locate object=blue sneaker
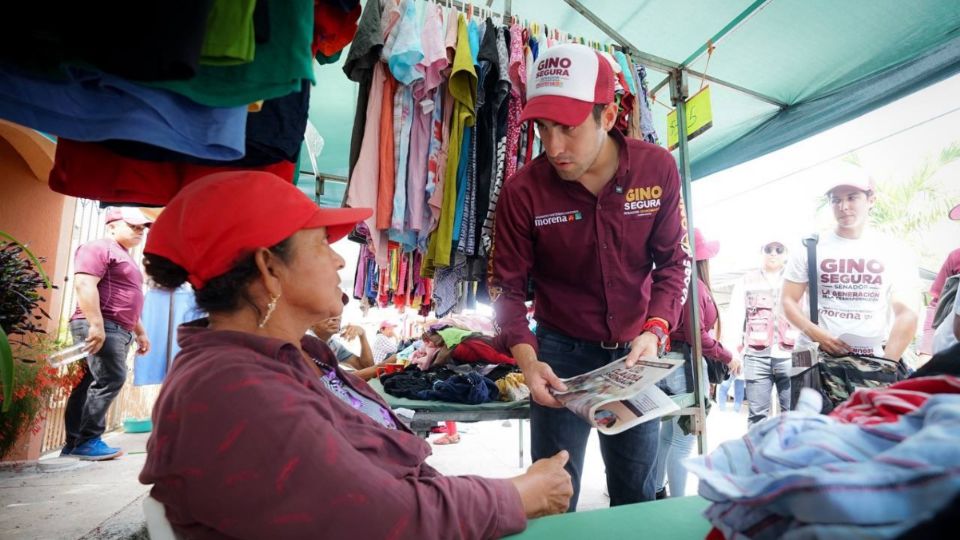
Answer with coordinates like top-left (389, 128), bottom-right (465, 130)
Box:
top-left (59, 445), bottom-right (74, 457)
top-left (72, 438), bottom-right (123, 461)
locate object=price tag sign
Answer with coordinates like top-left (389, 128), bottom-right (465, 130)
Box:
top-left (666, 86), bottom-right (713, 151)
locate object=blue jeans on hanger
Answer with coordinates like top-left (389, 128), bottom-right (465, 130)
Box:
top-left (530, 327), bottom-right (659, 511)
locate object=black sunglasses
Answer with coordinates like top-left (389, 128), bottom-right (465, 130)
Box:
top-left (763, 245), bottom-right (785, 255)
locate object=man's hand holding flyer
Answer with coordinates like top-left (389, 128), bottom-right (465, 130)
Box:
top-left (550, 354), bottom-right (684, 435)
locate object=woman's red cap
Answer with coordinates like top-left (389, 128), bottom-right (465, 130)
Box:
top-left (145, 171), bottom-right (371, 289)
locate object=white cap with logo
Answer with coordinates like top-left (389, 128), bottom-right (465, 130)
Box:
top-left (520, 43), bottom-right (615, 127)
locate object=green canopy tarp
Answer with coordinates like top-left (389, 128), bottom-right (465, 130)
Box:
top-left (303, 0), bottom-right (960, 194)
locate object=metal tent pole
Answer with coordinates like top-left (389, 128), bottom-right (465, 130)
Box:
top-left (669, 70), bottom-right (708, 455)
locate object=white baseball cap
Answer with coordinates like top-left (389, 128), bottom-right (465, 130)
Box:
top-left (823, 163), bottom-right (876, 195)
top-left (520, 43), bottom-right (615, 127)
top-left (105, 207), bottom-right (152, 227)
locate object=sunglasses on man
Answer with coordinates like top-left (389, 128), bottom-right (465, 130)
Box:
top-left (763, 245), bottom-right (785, 255)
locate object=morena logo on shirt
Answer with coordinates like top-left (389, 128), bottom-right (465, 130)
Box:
top-left (623, 185), bottom-right (662, 216)
top-left (819, 258), bottom-right (885, 285)
top-left (534, 210), bottom-right (582, 227)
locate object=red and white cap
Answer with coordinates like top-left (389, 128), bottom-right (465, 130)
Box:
top-left (520, 43), bottom-right (615, 127)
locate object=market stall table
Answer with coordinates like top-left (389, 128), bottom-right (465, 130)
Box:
top-left (367, 377), bottom-right (531, 437)
top-left (506, 495), bottom-right (711, 539)
top-left (369, 378), bottom-right (697, 467)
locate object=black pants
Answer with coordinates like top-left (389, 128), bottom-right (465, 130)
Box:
top-left (65, 319), bottom-right (132, 447)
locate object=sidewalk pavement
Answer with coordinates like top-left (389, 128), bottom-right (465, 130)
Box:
top-left (0, 407), bottom-right (749, 539)
top-left (0, 431), bottom-right (151, 540)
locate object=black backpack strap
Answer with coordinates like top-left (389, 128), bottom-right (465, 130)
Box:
top-left (932, 274), bottom-right (960, 329)
top-left (802, 234), bottom-right (819, 325)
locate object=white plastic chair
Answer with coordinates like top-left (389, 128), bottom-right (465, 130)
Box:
top-left (142, 495), bottom-right (179, 540)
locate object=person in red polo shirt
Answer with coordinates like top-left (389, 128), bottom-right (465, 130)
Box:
top-left (491, 43), bottom-right (692, 510)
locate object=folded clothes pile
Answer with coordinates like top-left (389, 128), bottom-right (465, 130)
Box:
top-left (689, 377), bottom-right (960, 539)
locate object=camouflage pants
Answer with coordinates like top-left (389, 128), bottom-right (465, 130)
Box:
top-left (793, 354), bottom-right (908, 413)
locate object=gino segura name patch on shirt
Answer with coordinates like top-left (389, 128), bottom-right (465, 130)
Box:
top-left (534, 210), bottom-right (582, 227)
top-left (623, 185), bottom-right (663, 217)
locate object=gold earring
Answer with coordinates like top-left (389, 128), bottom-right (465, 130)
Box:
top-left (258, 293), bottom-right (281, 328)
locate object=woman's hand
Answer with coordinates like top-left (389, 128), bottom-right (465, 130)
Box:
top-left (510, 451), bottom-right (573, 518)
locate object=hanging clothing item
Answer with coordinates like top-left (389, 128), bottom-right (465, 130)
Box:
top-left (312, 0), bottom-right (362, 59)
top-left (614, 50), bottom-right (637, 96)
top-left (421, 5), bottom-right (460, 248)
top-left (635, 62), bottom-right (659, 145)
top-left (456, 126), bottom-right (479, 255)
top-left (425, 14), bottom-right (476, 272)
top-left (425, 83), bottom-right (454, 249)
top-left (376, 72), bottom-right (399, 231)
top-left (387, 1), bottom-right (424, 246)
top-left (480, 26), bottom-right (513, 257)
top-left (433, 253), bottom-right (468, 317)
top-left (145, 0), bottom-right (316, 107)
top-left (135, 286), bottom-right (199, 385)
top-left (407, 4), bottom-right (448, 236)
top-left (391, 85), bottom-right (415, 236)
top-left (103, 79), bottom-right (311, 168)
top-left (0, 1), bottom-right (213, 81)
top-left (472, 19), bottom-right (506, 256)
top-left (407, 86), bottom-right (432, 234)
top-left (0, 65), bottom-right (247, 161)
top-left (419, 3), bottom-right (448, 91)
top-left (451, 128), bottom-right (471, 244)
top-left (347, 62), bottom-right (387, 261)
top-left (201, 0), bottom-right (257, 66)
top-left (385, 0), bottom-right (423, 85)
top-left (353, 229), bottom-right (376, 300)
top-left (343, 0), bottom-right (385, 175)
top-left (49, 139), bottom-right (295, 205)
top-left (503, 23), bottom-right (525, 182)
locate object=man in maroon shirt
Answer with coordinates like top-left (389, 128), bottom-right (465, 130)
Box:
top-left (64, 207), bottom-right (152, 460)
top-left (491, 43), bottom-right (691, 510)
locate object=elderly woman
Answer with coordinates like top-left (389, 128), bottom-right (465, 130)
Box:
top-left (138, 172), bottom-right (571, 539)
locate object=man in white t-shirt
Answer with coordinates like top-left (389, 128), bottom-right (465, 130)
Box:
top-left (782, 166), bottom-right (919, 361)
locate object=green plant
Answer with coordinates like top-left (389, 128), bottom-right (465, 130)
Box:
top-left (0, 335), bottom-right (83, 459)
top-left (0, 233), bottom-right (54, 412)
